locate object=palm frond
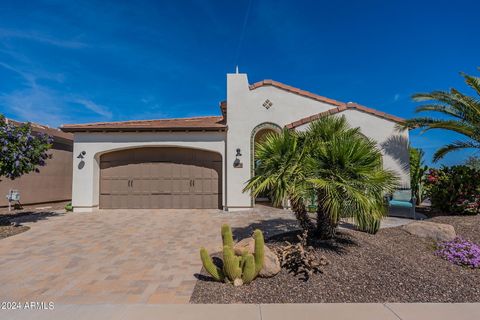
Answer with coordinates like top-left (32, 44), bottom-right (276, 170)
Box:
top-left (433, 140), bottom-right (480, 162)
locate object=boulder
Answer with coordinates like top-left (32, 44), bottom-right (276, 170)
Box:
top-left (233, 237), bottom-right (281, 278)
top-left (403, 221), bottom-right (456, 242)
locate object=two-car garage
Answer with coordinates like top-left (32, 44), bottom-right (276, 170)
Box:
top-left (99, 147), bottom-right (222, 209)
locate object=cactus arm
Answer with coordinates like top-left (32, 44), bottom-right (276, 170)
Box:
top-left (221, 224), bottom-right (234, 248)
top-left (223, 245), bottom-right (242, 281)
top-left (200, 248), bottom-right (225, 282)
top-left (241, 254), bottom-right (256, 284)
top-left (253, 229), bottom-right (265, 275)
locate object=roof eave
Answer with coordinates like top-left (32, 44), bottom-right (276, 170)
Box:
top-left (61, 126), bottom-right (227, 133)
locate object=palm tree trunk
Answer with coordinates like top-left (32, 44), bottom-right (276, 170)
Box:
top-left (315, 194), bottom-right (336, 239)
top-left (290, 198), bottom-right (315, 233)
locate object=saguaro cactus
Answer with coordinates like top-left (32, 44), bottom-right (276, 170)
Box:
top-left (241, 253), bottom-right (256, 284)
top-left (199, 224), bottom-right (266, 286)
top-left (199, 247), bottom-right (225, 282)
top-left (221, 224), bottom-right (234, 248)
top-left (223, 245), bottom-right (242, 281)
top-left (253, 229), bottom-right (265, 275)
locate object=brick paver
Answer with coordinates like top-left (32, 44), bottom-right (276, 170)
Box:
top-left (0, 206), bottom-right (297, 304)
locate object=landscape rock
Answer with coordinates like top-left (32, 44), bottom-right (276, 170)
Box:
top-left (403, 221), bottom-right (456, 242)
top-left (233, 237), bottom-right (281, 277)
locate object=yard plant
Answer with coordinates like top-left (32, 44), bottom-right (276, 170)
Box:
top-left (244, 115), bottom-right (399, 239)
top-left (425, 165), bottom-right (480, 215)
top-left (200, 224), bottom-right (265, 286)
top-left (0, 115), bottom-right (52, 180)
top-left (435, 237), bottom-right (480, 268)
top-left (409, 147), bottom-right (428, 205)
top-left (401, 68), bottom-right (480, 162)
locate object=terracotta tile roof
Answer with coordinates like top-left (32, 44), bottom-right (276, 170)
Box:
top-left (61, 116), bottom-right (226, 132)
top-left (285, 102), bottom-right (405, 129)
top-left (5, 118), bottom-right (73, 142)
top-left (249, 79), bottom-right (404, 127)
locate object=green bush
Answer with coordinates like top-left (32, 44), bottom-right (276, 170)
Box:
top-left (65, 203), bottom-right (73, 212)
top-left (425, 165), bottom-right (480, 215)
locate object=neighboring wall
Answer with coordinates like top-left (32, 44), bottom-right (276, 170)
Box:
top-left (0, 140), bottom-right (73, 207)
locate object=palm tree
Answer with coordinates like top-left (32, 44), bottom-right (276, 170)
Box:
top-left (409, 147), bottom-right (428, 205)
top-left (401, 69), bottom-right (480, 162)
top-left (245, 115), bottom-right (399, 239)
top-left (244, 128), bottom-right (315, 232)
top-left (305, 116), bottom-right (398, 238)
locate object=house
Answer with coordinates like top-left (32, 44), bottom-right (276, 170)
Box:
top-left (61, 72), bottom-right (409, 212)
top-left (0, 119), bottom-right (73, 207)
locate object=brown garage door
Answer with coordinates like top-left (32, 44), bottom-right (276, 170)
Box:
top-left (99, 147), bottom-right (222, 209)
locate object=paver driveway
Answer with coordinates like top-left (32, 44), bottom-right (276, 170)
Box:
top-left (0, 207), bottom-right (297, 304)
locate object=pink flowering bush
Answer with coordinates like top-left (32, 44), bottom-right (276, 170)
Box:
top-left (425, 166), bottom-right (480, 215)
top-left (435, 237), bottom-right (480, 268)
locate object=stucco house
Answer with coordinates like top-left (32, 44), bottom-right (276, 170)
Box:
top-left (61, 72), bottom-right (409, 212)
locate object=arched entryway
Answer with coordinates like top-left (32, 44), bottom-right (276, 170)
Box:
top-left (250, 123), bottom-right (282, 206)
top-left (99, 147), bottom-right (222, 209)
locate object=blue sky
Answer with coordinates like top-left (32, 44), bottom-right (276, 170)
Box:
top-left (0, 0), bottom-right (478, 166)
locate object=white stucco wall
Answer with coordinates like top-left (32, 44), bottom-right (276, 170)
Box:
top-left (226, 73), bottom-right (337, 209)
top-left (225, 73), bottom-right (410, 210)
top-left (69, 72), bottom-right (409, 212)
top-left (71, 131), bottom-right (226, 212)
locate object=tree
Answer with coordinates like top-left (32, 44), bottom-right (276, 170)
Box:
top-left (0, 115), bottom-right (52, 180)
top-left (464, 155), bottom-right (480, 170)
top-left (244, 115), bottom-right (398, 239)
top-left (244, 128), bottom-right (315, 232)
top-left (400, 69), bottom-right (480, 162)
top-left (409, 147), bottom-right (428, 205)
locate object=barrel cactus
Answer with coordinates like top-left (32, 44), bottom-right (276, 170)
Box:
top-left (199, 224), bottom-right (265, 286)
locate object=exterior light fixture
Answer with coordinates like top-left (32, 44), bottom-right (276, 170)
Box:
top-left (77, 151), bottom-right (86, 159)
top-left (233, 148), bottom-right (243, 168)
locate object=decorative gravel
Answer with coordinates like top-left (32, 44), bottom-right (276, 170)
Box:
top-left (0, 225), bottom-right (29, 239)
top-left (190, 215), bottom-right (480, 303)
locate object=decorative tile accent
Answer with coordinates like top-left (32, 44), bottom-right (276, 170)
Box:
top-left (262, 99), bottom-right (273, 109)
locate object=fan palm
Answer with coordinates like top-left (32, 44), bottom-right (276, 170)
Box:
top-left (245, 115), bottom-right (399, 239)
top-left (401, 69), bottom-right (480, 162)
top-left (244, 128), bottom-right (315, 232)
top-left (305, 116), bottom-right (398, 238)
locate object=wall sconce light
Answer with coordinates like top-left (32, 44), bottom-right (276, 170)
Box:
top-left (77, 151), bottom-right (86, 170)
top-left (233, 148), bottom-right (243, 168)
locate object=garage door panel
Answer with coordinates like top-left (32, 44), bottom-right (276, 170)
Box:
top-left (100, 147), bottom-right (222, 209)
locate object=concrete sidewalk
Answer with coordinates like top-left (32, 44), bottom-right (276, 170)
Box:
top-left (1, 303), bottom-right (479, 320)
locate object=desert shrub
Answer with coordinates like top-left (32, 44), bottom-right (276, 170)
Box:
top-left (425, 165), bottom-right (480, 215)
top-left (435, 237), bottom-right (480, 268)
top-left (273, 231), bottom-right (328, 280)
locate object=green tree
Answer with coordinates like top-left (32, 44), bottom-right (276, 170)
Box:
top-left (245, 115), bottom-right (398, 239)
top-left (400, 69), bottom-right (480, 162)
top-left (0, 115), bottom-right (52, 180)
top-left (464, 155), bottom-right (480, 170)
top-left (409, 147), bottom-right (428, 205)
